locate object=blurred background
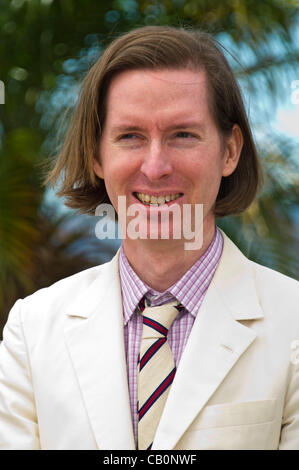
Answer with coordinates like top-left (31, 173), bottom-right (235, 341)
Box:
top-left (0, 0), bottom-right (298, 338)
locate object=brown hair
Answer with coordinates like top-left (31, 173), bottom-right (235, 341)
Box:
top-left (45, 25), bottom-right (262, 217)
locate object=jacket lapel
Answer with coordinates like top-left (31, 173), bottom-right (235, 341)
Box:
top-left (152, 231), bottom-right (264, 450)
top-left (64, 252), bottom-right (135, 450)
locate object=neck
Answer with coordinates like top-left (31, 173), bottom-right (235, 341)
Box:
top-left (122, 221), bottom-right (216, 292)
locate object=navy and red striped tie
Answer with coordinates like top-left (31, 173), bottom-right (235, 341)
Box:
top-left (137, 298), bottom-right (181, 450)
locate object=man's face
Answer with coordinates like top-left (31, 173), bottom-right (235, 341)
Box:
top-left (94, 68), bottom-right (240, 243)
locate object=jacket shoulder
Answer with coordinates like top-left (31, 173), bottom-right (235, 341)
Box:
top-left (23, 264), bottom-right (105, 303)
top-left (250, 260), bottom-right (299, 324)
top-left (11, 253), bottom-right (119, 324)
top-left (251, 259), bottom-right (298, 293)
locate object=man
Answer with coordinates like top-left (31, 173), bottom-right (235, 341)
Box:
top-left (0, 26), bottom-right (298, 450)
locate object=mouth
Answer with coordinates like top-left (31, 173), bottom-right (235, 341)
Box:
top-left (133, 192), bottom-right (183, 206)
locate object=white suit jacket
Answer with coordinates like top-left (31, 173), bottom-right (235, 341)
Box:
top-left (0, 231), bottom-right (298, 450)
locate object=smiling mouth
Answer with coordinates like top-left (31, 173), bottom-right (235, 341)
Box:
top-left (133, 192), bottom-right (183, 206)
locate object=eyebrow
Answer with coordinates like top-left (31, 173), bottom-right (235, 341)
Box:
top-left (111, 121), bottom-right (205, 134)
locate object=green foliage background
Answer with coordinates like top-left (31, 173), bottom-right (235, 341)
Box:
top-left (0, 0), bottom-right (299, 337)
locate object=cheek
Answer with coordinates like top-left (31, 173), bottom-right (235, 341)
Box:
top-left (185, 154), bottom-right (224, 200)
top-left (202, 145), bottom-right (226, 181)
top-left (103, 171), bottom-right (121, 203)
top-left (186, 153), bottom-right (222, 183)
top-left (101, 144), bottom-right (139, 177)
top-left (101, 159), bottom-right (132, 204)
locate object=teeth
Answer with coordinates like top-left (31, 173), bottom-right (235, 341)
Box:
top-left (135, 193), bottom-right (182, 205)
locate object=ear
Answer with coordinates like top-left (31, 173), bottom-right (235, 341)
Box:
top-left (93, 157), bottom-right (104, 180)
top-left (222, 124), bottom-right (243, 177)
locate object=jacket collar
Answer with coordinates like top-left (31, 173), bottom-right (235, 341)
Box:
top-left (213, 229), bottom-right (263, 321)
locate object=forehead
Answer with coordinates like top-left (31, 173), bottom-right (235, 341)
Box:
top-left (108, 67), bottom-right (206, 88)
top-left (104, 68), bottom-right (211, 125)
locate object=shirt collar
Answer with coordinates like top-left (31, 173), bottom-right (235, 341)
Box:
top-left (119, 226), bottom-right (223, 325)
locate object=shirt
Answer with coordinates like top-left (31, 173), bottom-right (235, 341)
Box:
top-left (118, 226), bottom-right (223, 444)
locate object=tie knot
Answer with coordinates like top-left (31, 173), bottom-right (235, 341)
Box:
top-left (140, 300), bottom-right (180, 339)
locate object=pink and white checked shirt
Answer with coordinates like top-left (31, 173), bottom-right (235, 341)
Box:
top-left (118, 226), bottom-right (223, 444)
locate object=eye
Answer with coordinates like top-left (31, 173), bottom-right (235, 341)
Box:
top-left (120, 133), bottom-right (138, 140)
top-left (176, 131), bottom-right (195, 138)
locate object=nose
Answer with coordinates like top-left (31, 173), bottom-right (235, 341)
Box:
top-left (140, 140), bottom-right (173, 182)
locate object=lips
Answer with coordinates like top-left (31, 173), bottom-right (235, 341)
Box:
top-left (133, 192), bottom-right (183, 206)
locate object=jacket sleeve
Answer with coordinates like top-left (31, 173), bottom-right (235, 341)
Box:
top-left (0, 299), bottom-right (40, 449)
top-left (279, 344), bottom-right (299, 449)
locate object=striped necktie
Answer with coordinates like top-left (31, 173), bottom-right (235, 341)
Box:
top-left (137, 298), bottom-right (181, 450)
